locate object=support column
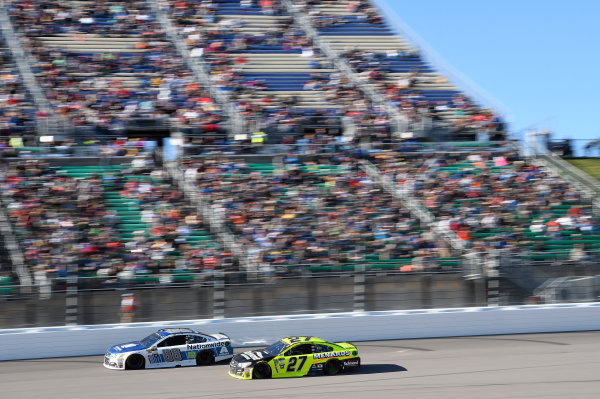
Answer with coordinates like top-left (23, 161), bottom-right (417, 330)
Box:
top-left (65, 262), bottom-right (78, 325)
top-left (213, 267), bottom-right (225, 319)
top-left (354, 264), bottom-right (366, 312)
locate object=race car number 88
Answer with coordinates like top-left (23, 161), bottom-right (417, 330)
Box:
top-left (163, 348), bottom-right (183, 362)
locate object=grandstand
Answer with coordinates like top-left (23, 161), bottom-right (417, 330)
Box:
top-left (0, 0), bottom-right (599, 328)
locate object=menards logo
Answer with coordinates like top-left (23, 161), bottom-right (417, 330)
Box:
top-left (312, 351), bottom-right (350, 359)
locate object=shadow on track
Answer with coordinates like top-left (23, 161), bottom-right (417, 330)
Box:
top-left (353, 364), bottom-right (407, 375)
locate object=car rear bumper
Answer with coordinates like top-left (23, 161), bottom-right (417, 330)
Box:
top-left (342, 357), bottom-right (361, 370)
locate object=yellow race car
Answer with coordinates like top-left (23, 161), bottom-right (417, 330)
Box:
top-left (229, 336), bottom-right (360, 379)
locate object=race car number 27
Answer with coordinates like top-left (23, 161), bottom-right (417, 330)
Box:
top-left (286, 355), bottom-right (307, 372)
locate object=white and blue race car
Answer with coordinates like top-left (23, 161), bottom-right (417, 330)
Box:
top-left (103, 328), bottom-right (233, 370)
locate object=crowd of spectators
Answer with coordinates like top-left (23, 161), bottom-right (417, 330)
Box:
top-left (1, 160), bottom-right (120, 283)
top-left (166, 0), bottom-right (393, 142)
top-left (2, 1), bottom-right (592, 291)
top-left (108, 158), bottom-right (229, 277)
top-left (0, 158), bottom-right (230, 286)
top-left (7, 0), bottom-right (225, 135)
top-left (1, 0), bottom-right (504, 144)
top-left (370, 150), bottom-right (600, 254)
top-left (183, 155), bottom-right (450, 271)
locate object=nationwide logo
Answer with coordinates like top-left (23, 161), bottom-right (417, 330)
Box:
top-left (313, 351), bottom-right (351, 359)
top-left (187, 341), bottom-right (228, 350)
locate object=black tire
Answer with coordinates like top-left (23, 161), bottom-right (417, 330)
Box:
top-left (252, 362), bottom-right (272, 379)
top-left (323, 359), bottom-right (342, 376)
top-left (125, 354), bottom-right (145, 370)
top-left (196, 350), bottom-right (215, 366)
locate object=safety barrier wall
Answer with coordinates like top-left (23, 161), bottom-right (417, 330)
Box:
top-left (1, 303), bottom-right (600, 361)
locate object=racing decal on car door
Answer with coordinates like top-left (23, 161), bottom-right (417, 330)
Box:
top-left (285, 355), bottom-right (309, 373)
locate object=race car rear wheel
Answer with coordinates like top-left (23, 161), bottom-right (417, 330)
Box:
top-left (252, 362), bottom-right (272, 379)
top-left (323, 359), bottom-right (342, 376)
top-left (196, 350), bottom-right (215, 366)
top-left (125, 354), bottom-right (145, 370)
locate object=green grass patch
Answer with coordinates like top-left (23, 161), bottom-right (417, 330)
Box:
top-left (567, 159), bottom-right (600, 181)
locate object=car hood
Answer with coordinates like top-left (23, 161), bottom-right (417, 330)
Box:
top-left (232, 350), bottom-right (274, 365)
top-left (108, 341), bottom-right (147, 354)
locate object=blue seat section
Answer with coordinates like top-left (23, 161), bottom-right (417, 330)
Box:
top-left (207, 0), bottom-right (337, 109)
top-left (318, 23), bottom-right (393, 36)
top-left (229, 49), bottom-right (302, 54)
top-left (242, 73), bottom-right (312, 91)
top-left (316, 14), bottom-right (392, 35)
top-left (265, 109), bottom-right (342, 118)
top-left (383, 58), bottom-right (434, 73)
top-left (417, 90), bottom-right (461, 101)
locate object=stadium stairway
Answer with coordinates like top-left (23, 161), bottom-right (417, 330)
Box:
top-left (303, 0), bottom-right (476, 128)
top-left (0, 45), bottom-right (38, 135)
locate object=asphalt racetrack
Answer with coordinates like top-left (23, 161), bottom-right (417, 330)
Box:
top-left (2, 332), bottom-right (599, 399)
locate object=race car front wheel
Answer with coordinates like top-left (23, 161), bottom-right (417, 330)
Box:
top-left (125, 354), bottom-right (145, 370)
top-left (252, 362), bottom-right (272, 379)
top-left (196, 350), bottom-right (215, 366)
top-left (323, 359), bottom-right (342, 376)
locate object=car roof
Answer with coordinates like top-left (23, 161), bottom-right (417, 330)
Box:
top-left (280, 336), bottom-right (329, 345)
top-left (156, 328), bottom-right (196, 337)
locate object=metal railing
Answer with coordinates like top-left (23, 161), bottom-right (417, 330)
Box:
top-left (147, 0), bottom-right (246, 136)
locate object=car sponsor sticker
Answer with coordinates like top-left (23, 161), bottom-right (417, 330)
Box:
top-left (187, 341), bottom-right (228, 350)
top-left (313, 351), bottom-right (351, 359)
top-left (218, 346), bottom-right (230, 356)
top-left (343, 359), bottom-right (360, 367)
top-left (274, 358), bottom-right (285, 369)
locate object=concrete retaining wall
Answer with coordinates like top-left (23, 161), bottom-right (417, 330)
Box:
top-left (1, 303), bottom-right (599, 361)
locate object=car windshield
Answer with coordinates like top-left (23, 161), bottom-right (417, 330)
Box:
top-left (140, 332), bottom-right (162, 347)
top-left (263, 340), bottom-right (289, 356)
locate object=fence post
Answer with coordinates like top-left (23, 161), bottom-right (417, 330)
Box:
top-left (213, 267), bottom-right (224, 319)
top-left (354, 264), bottom-right (366, 312)
top-left (421, 274), bottom-right (432, 309)
top-left (65, 260), bottom-right (78, 325)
